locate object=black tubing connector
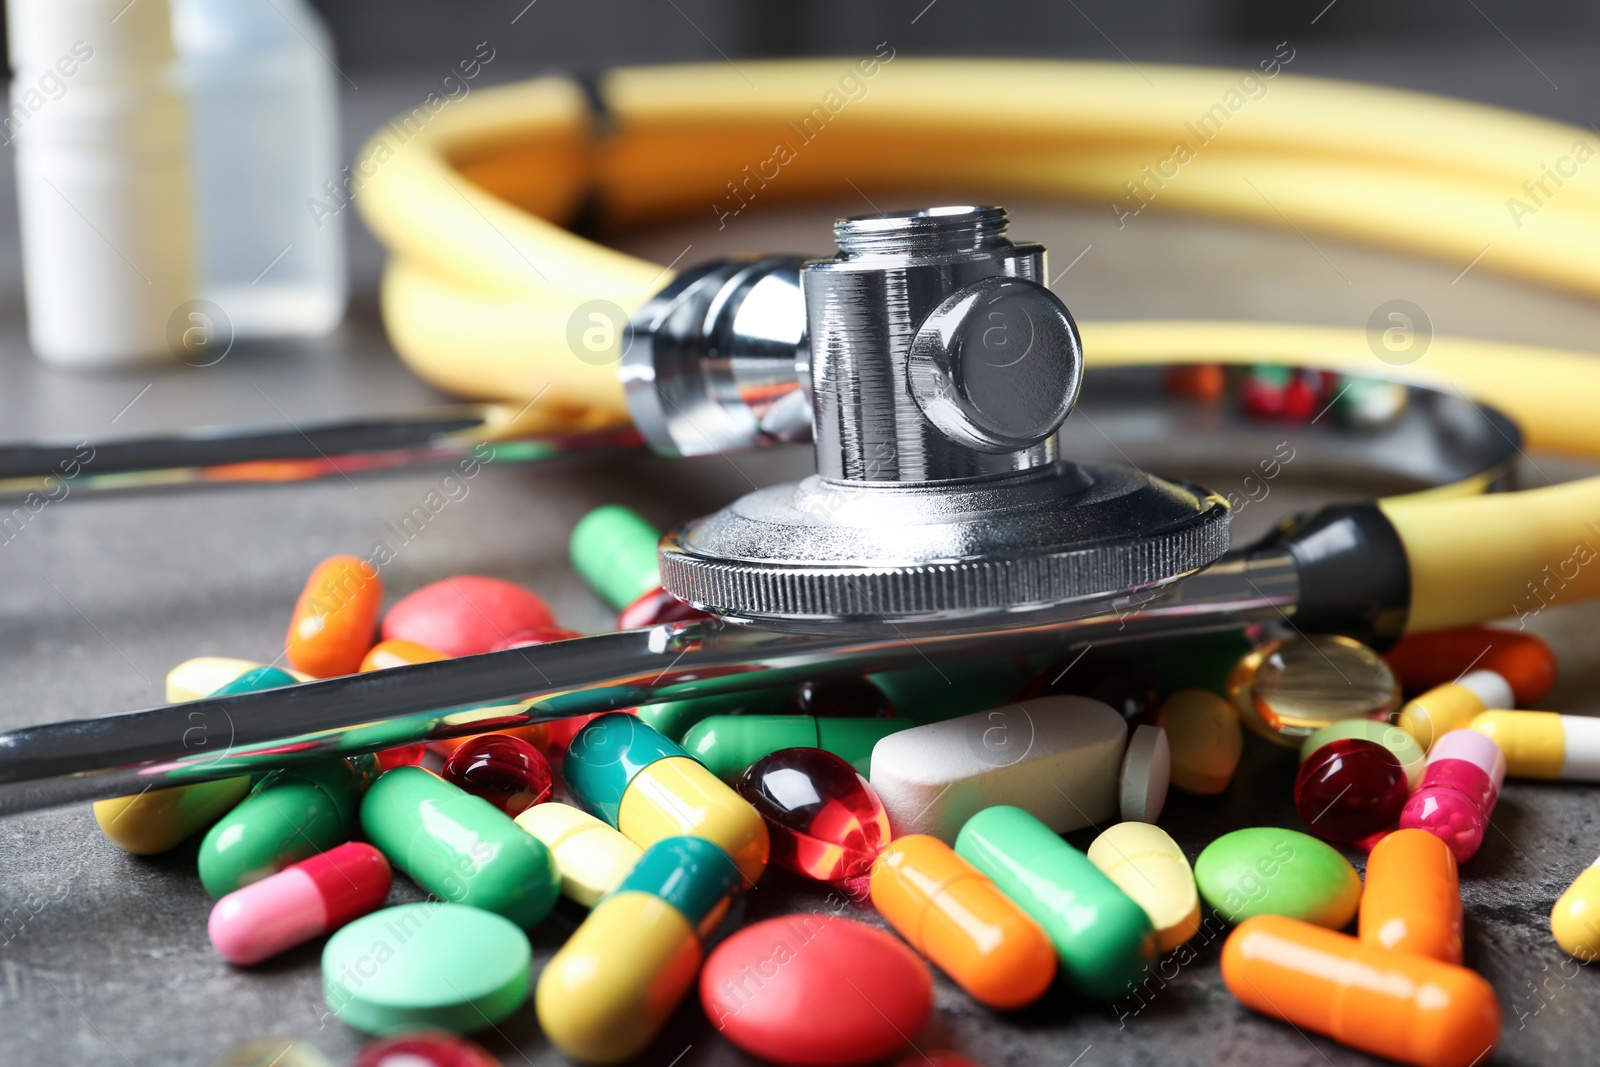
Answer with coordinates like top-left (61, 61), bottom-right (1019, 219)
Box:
top-left (1255, 501), bottom-right (1411, 649)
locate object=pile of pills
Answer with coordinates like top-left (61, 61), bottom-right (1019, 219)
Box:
top-left (91, 503), bottom-right (1599, 1067)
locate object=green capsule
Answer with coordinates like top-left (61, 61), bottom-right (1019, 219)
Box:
top-left (361, 766), bottom-right (559, 929)
top-left (682, 714), bottom-right (911, 781)
top-left (867, 659), bottom-right (1029, 724)
top-left (636, 688), bottom-right (790, 742)
top-left (1136, 629), bottom-right (1255, 698)
top-left (198, 754), bottom-right (379, 898)
top-left (570, 504), bottom-right (663, 611)
top-left (955, 805), bottom-right (1157, 1001)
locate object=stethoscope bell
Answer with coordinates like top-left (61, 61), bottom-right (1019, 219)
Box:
top-left (628, 206), bottom-right (1230, 628)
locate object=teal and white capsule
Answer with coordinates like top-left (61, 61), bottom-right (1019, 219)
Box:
top-left (536, 836), bottom-right (742, 1065)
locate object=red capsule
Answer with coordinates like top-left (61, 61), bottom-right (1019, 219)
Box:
top-left (441, 734), bottom-right (553, 816)
top-left (1282, 373), bottom-right (1318, 421)
top-left (1383, 627), bottom-right (1555, 705)
top-left (737, 748), bottom-right (890, 881)
top-left (617, 586), bottom-right (711, 629)
top-left (354, 1033), bottom-right (502, 1067)
top-left (1294, 738), bottom-right (1409, 843)
top-left (209, 842), bottom-right (391, 965)
top-left (376, 745), bottom-right (427, 771)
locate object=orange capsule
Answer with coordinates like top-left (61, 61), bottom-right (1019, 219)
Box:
top-left (869, 834), bottom-right (1056, 1010)
top-left (285, 555), bottom-right (383, 678)
top-left (1360, 828), bottom-right (1463, 965)
top-left (358, 638), bottom-right (446, 673)
top-left (1222, 915), bottom-right (1499, 1067)
top-left (1384, 627), bottom-right (1555, 706)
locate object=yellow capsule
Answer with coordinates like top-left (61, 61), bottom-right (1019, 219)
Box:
top-left (1086, 822), bottom-right (1202, 951)
top-left (1552, 858), bottom-right (1600, 962)
top-left (619, 756), bottom-right (769, 886)
top-left (165, 656), bottom-right (310, 702)
top-left (536, 837), bottom-right (739, 1064)
top-left (98, 661), bottom-right (299, 853)
top-left (93, 777), bottom-right (252, 855)
top-left (515, 802), bottom-right (643, 907)
top-left (1397, 670), bottom-right (1512, 751)
top-left (1470, 710), bottom-right (1600, 780)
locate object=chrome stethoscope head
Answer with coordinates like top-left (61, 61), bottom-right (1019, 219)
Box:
top-left (624, 205), bottom-right (1229, 628)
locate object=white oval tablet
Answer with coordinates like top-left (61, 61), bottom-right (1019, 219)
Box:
top-left (1120, 724), bottom-right (1171, 823)
top-left (869, 695), bottom-right (1126, 842)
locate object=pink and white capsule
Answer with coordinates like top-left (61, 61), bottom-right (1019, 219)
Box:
top-left (209, 841), bottom-right (391, 964)
top-left (1398, 729), bottom-right (1506, 864)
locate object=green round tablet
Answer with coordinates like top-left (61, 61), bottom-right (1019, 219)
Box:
top-left (1194, 827), bottom-right (1361, 929)
top-left (322, 903), bottom-right (531, 1034)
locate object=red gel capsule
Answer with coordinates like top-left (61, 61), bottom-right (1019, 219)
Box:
top-left (208, 842), bottom-right (391, 965)
top-left (441, 734), bottom-right (554, 817)
top-left (354, 1032), bottom-right (502, 1067)
top-left (737, 747), bottom-right (890, 881)
top-left (1294, 738), bottom-right (1409, 843)
top-left (790, 677), bottom-right (891, 719)
top-left (617, 586), bottom-right (710, 629)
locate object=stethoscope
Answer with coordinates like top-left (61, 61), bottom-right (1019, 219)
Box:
top-left (1, 57), bottom-right (1598, 813)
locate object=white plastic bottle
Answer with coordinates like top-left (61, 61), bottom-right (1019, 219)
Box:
top-left (7, 0), bottom-right (197, 367)
top-left (172, 0), bottom-right (347, 338)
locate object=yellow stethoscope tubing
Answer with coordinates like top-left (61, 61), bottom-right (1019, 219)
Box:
top-left (354, 59), bottom-right (1600, 634)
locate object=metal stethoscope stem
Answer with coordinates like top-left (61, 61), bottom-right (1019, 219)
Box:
top-left (0, 205), bottom-right (1523, 814)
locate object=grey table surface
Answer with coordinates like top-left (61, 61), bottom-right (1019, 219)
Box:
top-left (3, 41), bottom-right (1600, 1067)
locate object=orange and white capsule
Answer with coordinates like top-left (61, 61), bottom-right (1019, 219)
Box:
top-left (870, 834), bottom-right (1055, 1010)
top-left (1359, 828), bottom-right (1462, 965)
top-left (1223, 915), bottom-right (1499, 1067)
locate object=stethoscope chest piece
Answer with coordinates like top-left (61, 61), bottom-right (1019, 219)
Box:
top-left (642, 206), bottom-right (1231, 627)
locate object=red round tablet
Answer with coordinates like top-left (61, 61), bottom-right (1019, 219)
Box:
top-left (381, 575), bottom-right (555, 657)
top-left (701, 915), bottom-right (931, 1066)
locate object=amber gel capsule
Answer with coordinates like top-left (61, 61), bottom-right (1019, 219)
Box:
top-left (1222, 915), bottom-right (1500, 1067)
